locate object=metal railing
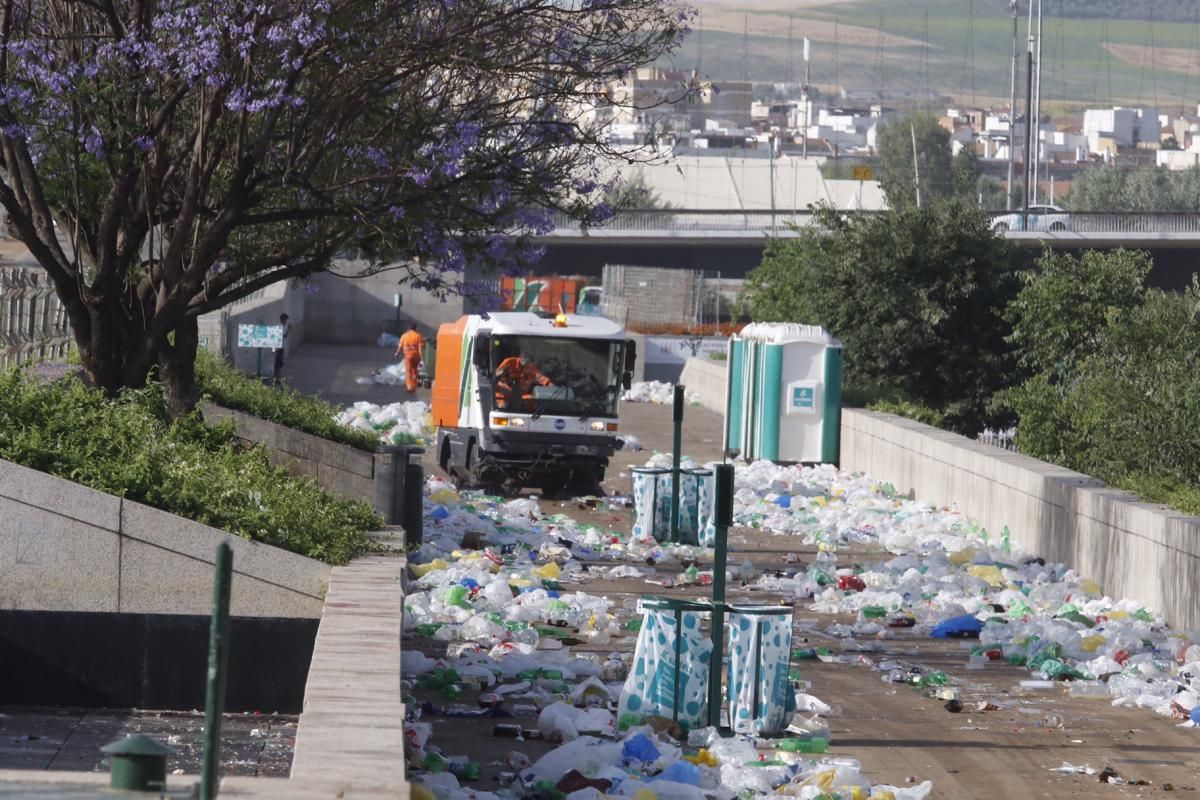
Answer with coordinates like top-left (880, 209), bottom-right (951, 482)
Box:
top-left (977, 428), bottom-right (1018, 452)
top-left (546, 209), bottom-right (1200, 236)
top-left (0, 266), bottom-right (72, 369)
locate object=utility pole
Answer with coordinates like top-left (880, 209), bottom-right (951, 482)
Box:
top-left (911, 121), bottom-right (922, 209)
top-left (801, 37), bottom-right (811, 159)
top-left (769, 133), bottom-right (776, 232)
top-left (1022, 0), bottom-right (1035, 224)
top-left (1032, 0), bottom-right (1043, 205)
top-left (1007, 1), bottom-right (1018, 211)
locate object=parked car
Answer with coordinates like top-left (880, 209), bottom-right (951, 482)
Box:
top-left (991, 204), bottom-right (1072, 232)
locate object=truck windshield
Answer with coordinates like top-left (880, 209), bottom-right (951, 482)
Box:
top-left (490, 335), bottom-right (623, 417)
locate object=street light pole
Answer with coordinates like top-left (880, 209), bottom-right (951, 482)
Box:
top-left (1006, 1), bottom-right (1018, 211)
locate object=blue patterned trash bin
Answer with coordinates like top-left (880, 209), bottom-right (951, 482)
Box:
top-left (632, 467), bottom-right (672, 541)
top-left (686, 468), bottom-right (716, 547)
top-left (617, 597), bottom-right (712, 730)
top-left (674, 469), bottom-right (701, 545)
top-left (726, 605), bottom-right (794, 735)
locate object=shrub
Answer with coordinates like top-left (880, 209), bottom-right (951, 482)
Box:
top-left (865, 398), bottom-right (947, 429)
top-left (195, 350), bottom-right (380, 451)
top-left (0, 371), bottom-right (380, 564)
top-left (1003, 283), bottom-right (1200, 497)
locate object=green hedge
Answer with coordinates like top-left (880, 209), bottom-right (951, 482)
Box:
top-left (843, 383), bottom-right (948, 429)
top-left (195, 350), bottom-right (381, 451)
top-left (0, 370), bottom-right (380, 565)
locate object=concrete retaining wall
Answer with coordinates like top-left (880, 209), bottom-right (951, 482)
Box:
top-left (677, 356), bottom-right (1200, 632)
top-left (0, 458), bottom-right (329, 618)
top-left (203, 402), bottom-right (377, 505)
top-left (679, 355), bottom-right (727, 415)
top-left (843, 409), bottom-right (1200, 633)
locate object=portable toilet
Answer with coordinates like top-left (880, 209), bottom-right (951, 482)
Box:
top-left (723, 323), bottom-right (843, 465)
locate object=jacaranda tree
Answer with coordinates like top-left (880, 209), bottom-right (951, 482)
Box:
top-left (0, 0), bottom-right (692, 413)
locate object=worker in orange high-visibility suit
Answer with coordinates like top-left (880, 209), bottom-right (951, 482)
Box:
top-left (494, 354), bottom-right (552, 411)
top-left (395, 323), bottom-right (424, 394)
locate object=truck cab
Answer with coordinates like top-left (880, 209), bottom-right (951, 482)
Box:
top-left (432, 312), bottom-right (635, 497)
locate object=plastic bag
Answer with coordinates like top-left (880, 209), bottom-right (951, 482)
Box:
top-left (618, 601), bottom-right (712, 729)
top-left (727, 606), bottom-right (793, 735)
top-left (632, 468), bottom-right (673, 542)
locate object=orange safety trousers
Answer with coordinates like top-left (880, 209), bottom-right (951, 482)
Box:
top-left (404, 354), bottom-right (421, 392)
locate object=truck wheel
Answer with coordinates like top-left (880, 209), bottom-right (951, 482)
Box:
top-left (448, 441), bottom-right (476, 490)
top-left (567, 468), bottom-right (604, 498)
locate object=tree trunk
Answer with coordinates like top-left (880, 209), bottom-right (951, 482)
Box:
top-left (77, 303), bottom-right (140, 396)
top-left (158, 316), bottom-right (201, 418)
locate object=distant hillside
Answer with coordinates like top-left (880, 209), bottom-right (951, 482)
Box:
top-left (1017, 0), bottom-right (1197, 24)
top-left (665, 0), bottom-right (1200, 108)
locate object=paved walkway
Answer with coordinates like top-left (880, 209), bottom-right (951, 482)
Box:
top-left (0, 770), bottom-right (397, 798)
top-left (0, 552), bottom-right (409, 797)
top-left (282, 342), bottom-right (430, 410)
top-left (291, 554), bottom-right (408, 795)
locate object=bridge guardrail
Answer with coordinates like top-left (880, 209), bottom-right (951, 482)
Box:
top-left (546, 209), bottom-right (1200, 236)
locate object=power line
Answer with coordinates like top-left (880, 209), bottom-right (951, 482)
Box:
top-left (741, 13), bottom-right (749, 83)
top-left (1055, 0), bottom-right (1066, 107)
top-left (960, 0), bottom-right (976, 106)
top-left (876, 11), bottom-right (885, 101)
top-left (1189, 6), bottom-right (1200, 115)
top-left (1135, 14), bottom-right (1150, 106)
top-left (921, 3), bottom-right (931, 107)
top-left (1104, 20), bottom-right (1112, 107)
top-left (1149, 4), bottom-right (1158, 111)
top-left (833, 16), bottom-right (840, 97)
top-left (787, 15), bottom-right (795, 86)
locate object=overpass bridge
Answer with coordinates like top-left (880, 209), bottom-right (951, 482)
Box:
top-left (536, 209), bottom-right (1200, 288)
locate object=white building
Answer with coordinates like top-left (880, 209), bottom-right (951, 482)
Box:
top-left (979, 113), bottom-right (1025, 160)
top-left (607, 154), bottom-right (887, 211)
top-left (1083, 107), bottom-right (1159, 154)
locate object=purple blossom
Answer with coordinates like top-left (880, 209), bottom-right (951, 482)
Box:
top-left (81, 126), bottom-right (105, 157)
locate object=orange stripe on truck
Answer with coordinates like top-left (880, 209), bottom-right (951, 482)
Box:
top-left (432, 316), bottom-right (468, 427)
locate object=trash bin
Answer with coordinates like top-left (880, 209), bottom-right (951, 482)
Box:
top-left (403, 459), bottom-right (424, 547)
top-left (617, 597), bottom-right (712, 730)
top-left (682, 467), bottom-right (715, 547)
top-left (375, 445), bottom-right (425, 546)
top-left (631, 467), bottom-right (672, 542)
top-left (724, 323), bottom-right (843, 465)
top-left (726, 605), bottom-right (794, 735)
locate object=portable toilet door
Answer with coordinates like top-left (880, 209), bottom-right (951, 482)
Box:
top-left (723, 323), bottom-right (843, 465)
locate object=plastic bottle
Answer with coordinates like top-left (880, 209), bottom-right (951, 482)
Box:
top-left (922, 671), bottom-right (949, 686)
top-left (445, 585), bottom-right (471, 609)
top-left (448, 761), bottom-right (481, 781)
top-left (774, 737), bottom-right (829, 753)
top-left (422, 752), bottom-right (448, 772)
top-left (493, 724), bottom-right (523, 738)
top-left (1068, 681), bottom-right (1110, 698)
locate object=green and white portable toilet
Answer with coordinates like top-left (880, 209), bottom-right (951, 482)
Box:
top-left (723, 323), bottom-right (843, 465)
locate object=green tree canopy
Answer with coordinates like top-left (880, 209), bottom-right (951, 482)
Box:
top-left (875, 112), bottom-right (953, 208)
top-left (1066, 166), bottom-right (1200, 212)
top-left (1003, 279), bottom-right (1200, 491)
top-left (952, 149), bottom-right (983, 202)
top-left (742, 201), bottom-right (1022, 434)
top-left (1004, 248), bottom-right (1152, 377)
